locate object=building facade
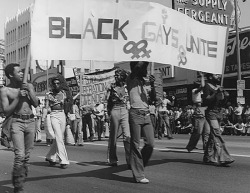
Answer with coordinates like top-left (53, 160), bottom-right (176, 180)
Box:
top-left (0, 39), bottom-right (5, 87)
top-left (5, 8), bottom-right (30, 71)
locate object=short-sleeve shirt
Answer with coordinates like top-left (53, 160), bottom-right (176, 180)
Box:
top-left (46, 90), bottom-right (66, 107)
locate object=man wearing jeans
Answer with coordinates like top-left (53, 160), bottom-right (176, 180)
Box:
top-left (0, 63), bottom-right (38, 193)
top-left (127, 61), bottom-right (156, 184)
top-left (186, 72), bottom-right (210, 152)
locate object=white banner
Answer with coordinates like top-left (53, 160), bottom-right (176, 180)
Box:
top-left (31, 0), bottom-right (228, 74)
top-left (80, 69), bottom-right (115, 106)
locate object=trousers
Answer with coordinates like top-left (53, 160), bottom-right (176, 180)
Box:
top-left (203, 110), bottom-right (234, 164)
top-left (158, 111), bottom-right (173, 138)
top-left (108, 106), bottom-right (130, 165)
top-left (129, 108), bottom-right (154, 182)
top-left (73, 118), bottom-right (83, 145)
top-left (35, 117), bottom-right (42, 141)
top-left (46, 111), bottom-right (69, 165)
top-left (186, 117), bottom-right (210, 151)
top-left (11, 117), bottom-right (35, 190)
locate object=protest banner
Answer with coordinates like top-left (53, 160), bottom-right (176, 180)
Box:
top-left (80, 68), bottom-right (115, 106)
top-left (31, 0), bottom-right (228, 74)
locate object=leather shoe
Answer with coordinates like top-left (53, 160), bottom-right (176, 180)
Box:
top-left (108, 162), bottom-right (118, 167)
top-left (45, 158), bottom-right (56, 166)
top-left (60, 164), bottom-right (68, 169)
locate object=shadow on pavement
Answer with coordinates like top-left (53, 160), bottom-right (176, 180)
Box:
top-left (0, 157), bottom-right (203, 191)
top-left (0, 184), bottom-right (13, 193)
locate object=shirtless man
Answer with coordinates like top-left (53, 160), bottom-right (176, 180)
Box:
top-left (0, 63), bottom-right (38, 193)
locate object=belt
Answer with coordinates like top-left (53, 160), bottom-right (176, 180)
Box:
top-left (13, 113), bottom-right (34, 120)
top-left (131, 108), bottom-right (150, 115)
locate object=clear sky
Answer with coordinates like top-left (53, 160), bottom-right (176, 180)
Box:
top-left (0, 0), bottom-right (249, 39)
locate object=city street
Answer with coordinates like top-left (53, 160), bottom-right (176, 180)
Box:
top-left (0, 133), bottom-right (249, 193)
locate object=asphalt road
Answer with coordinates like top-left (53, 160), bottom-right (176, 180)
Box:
top-left (0, 134), bottom-right (249, 193)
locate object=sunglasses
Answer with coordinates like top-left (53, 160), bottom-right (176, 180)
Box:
top-left (53, 82), bottom-right (60, 85)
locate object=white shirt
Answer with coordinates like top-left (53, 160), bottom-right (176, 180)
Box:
top-left (234, 105), bottom-right (243, 115)
top-left (192, 88), bottom-right (202, 103)
top-left (94, 103), bottom-right (105, 116)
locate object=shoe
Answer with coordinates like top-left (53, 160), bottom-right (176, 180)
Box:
top-left (45, 158), bottom-right (56, 166)
top-left (108, 162), bottom-right (118, 167)
top-left (60, 164), bottom-right (68, 169)
top-left (219, 160), bottom-right (235, 167)
top-left (167, 136), bottom-right (174, 140)
top-left (78, 144), bottom-right (84, 146)
top-left (14, 187), bottom-right (24, 193)
top-left (158, 136), bottom-right (162, 140)
top-left (137, 178), bottom-right (149, 184)
top-left (36, 139), bottom-right (42, 143)
top-left (203, 161), bottom-right (217, 166)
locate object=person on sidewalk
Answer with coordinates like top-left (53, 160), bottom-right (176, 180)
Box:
top-left (106, 68), bottom-right (130, 167)
top-left (93, 100), bottom-right (105, 141)
top-left (42, 77), bottom-right (70, 169)
top-left (72, 99), bottom-right (84, 146)
top-left (157, 92), bottom-right (175, 139)
top-left (186, 72), bottom-right (210, 152)
top-left (34, 99), bottom-right (43, 143)
top-left (202, 73), bottom-right (234, 166)
top-left (0, 63), bottom-right (38, 193)
top-left (127, 61), bottom-right (156, 184)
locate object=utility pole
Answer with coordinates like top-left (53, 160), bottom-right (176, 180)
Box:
top-left (235, 0), bottom-right (247, 105)
top-left (234, 0), bottom-right (241, 81)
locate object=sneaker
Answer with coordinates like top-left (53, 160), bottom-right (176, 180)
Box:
top-left (60, 164), bottom-right (68, 169)
top-left (137, 178), bottom-right (149, 184)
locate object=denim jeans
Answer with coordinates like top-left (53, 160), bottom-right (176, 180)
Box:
top-left (186, 117), bottom-right (210, 151)
top-left (129, 108), bottom-right (154, 181)
top-left (11, 117), bottom-right (35, 183)
top-left (108, 105), bottom-right (130, 165)
top-left (203, 112), bottom-right (234, 164)
top-left (35, 117), bottom-right (42, 141)
top-left (46, 111), bottom-right (69, 165)
top-left (158, 111), bottom-right (172, 137)
top-left (73, 118), bottom-right (83, 144)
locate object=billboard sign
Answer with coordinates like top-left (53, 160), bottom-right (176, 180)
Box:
top-left (225, 29), bottom-right (250, 74)
top-left (173, 0), bottom-right (234, 27)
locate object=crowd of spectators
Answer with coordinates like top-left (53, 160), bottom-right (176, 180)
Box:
top-left (153, 101), bottom-right (250, 137)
